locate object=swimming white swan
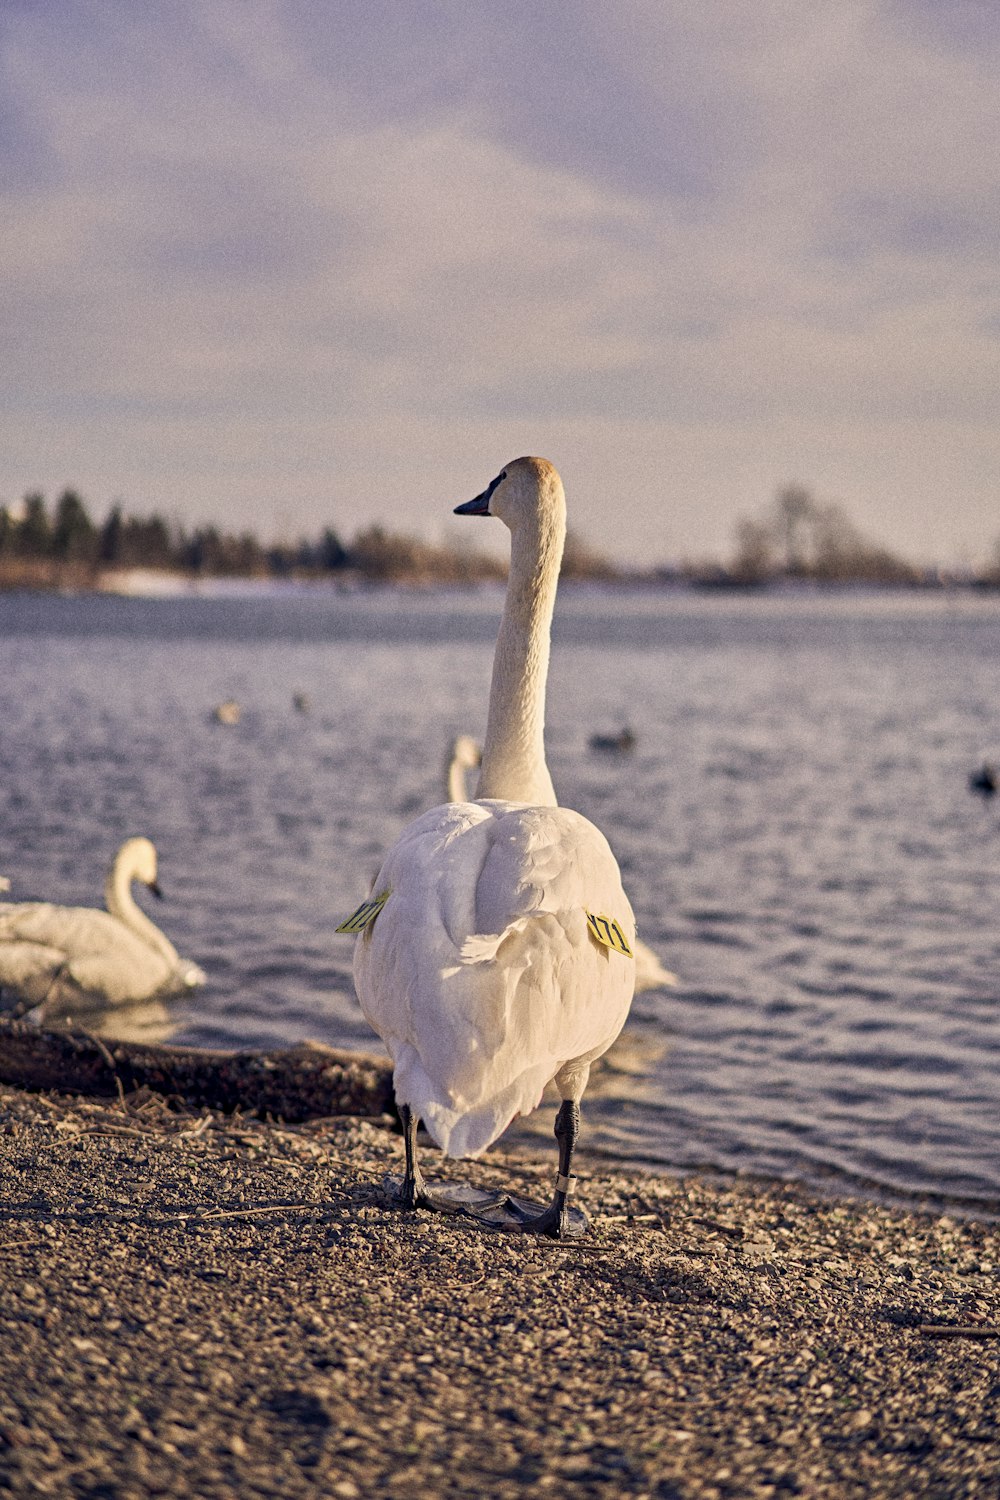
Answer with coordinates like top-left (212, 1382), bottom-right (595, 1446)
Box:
top-left (344, 458), bottom-right (636, 1238)
top-left (0, 837), bottom-right (206, 1012)
top-left (632, 941), bottom-right (677, 992)
top-left (444, 734), bottom-right (483, 803)
top-left (444, 733), bottom-right (676, 992)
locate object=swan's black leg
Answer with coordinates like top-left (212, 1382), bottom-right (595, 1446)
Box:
top-left (392, 1102), bottom-right (585, 1235)
top-left (519, 1099), bottom-right (580, 1239)
top-left (398, 1103), bottom-right (431, 1211)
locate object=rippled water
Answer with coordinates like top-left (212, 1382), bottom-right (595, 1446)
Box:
top-left (1, 586), bottom-right (998, 1217)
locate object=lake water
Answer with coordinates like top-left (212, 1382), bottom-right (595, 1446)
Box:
top-left (1, 584), bottom-right (998, 1218)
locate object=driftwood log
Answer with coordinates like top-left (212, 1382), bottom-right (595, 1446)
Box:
top-left (0, 1017), bottom-right (394, 1123)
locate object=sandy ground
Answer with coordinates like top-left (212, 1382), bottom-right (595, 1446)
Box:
top-left (1, 1083), bottom-right (997, 1500)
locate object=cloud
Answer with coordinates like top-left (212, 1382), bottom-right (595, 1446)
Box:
top-left (1, 0), bottom-right (998, 565)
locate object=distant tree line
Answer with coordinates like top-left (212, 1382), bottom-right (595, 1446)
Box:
top-left (0, 489), bottom-right (519, 587)
top-left (2, 483), bottom-right (997, 591)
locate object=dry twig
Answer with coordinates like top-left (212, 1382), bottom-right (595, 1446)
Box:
top-left (918, 1325), bottom-right (1000, 1339)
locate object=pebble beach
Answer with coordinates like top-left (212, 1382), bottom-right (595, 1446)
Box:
top-left (1, 1083), bottom-right (997, 1499)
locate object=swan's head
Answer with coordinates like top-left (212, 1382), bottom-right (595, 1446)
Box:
top-left (455, 456), bottom-right (565, 536)
top-left (115, 836), bottom-right (162, 895)
top-left (450, 734), bottom-right (482, 770)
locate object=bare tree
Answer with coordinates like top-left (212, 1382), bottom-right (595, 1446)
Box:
top-left (775, 484), bottom-right (814, 574)
top-left (730, 517), bottom-right (777, 584)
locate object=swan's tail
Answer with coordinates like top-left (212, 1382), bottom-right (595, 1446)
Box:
top-left (392, 1046), bottom-right (550, 1159)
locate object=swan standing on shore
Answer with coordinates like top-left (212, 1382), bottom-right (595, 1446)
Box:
top-left (0, 837), bottom-right (206, 1012)
top-left (445, 734), bottom-right (676, 993)
top-left (344, 459), bottom-right (636, 1238)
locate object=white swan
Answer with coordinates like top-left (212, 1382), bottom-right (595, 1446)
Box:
top-left (630, 938), bottom-right (677, 993)
top-left (0, 837), bottom-right (206, 1012)
top-left (444, 734), bottom-right (676, 992)
top-left (444, 734), bottom-right (482, 803)
top-left (345, 458), bottom-right (636, 1237)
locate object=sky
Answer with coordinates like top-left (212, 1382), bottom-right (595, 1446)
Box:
top-left (2, 0), bottom-right (998, 567)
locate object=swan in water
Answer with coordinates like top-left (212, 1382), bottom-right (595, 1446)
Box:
top-left (213, 700), bottom-right (241, 725)
top-left (445, 734), bottom-right (676, 992)
top-left (444, 734), bottom-right (482, 803)
top-left (630, 940), bottom-right (677, 992)
top-left (342, 458), bottom-right (637, 1238)
top-left (0, 837), bottom-right (206, 1012)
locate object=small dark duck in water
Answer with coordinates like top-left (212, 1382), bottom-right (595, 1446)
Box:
top-left (969, 762), bottom-right (997, 795)
top-left (589, 726), bottom-right (637, 754)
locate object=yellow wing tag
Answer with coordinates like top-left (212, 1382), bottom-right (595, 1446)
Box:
top-left (585, 912), bottom-right (633, 957)
top-left (336, 888), bottom-right (391, 934)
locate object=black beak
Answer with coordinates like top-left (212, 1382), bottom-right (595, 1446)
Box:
top-left (454, 491), bottom-right (492, 517)
top-left (149, 881), bottom-right (164, 901)
top-left (454, 468), bottom-right (506, 517)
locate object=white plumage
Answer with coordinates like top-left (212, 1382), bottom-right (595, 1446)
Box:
top-left (349, 457), bottom-right (636, 1235)
top-left (0, 836), bottom-right (206, 1011)
top-left (354, 799), bottom-right (635, 1159)
top-left (444, 733), bottom-right (676, 994)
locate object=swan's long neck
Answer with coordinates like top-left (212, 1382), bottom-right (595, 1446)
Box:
top-left (105, 861), bottom-right (180, 964)
top-left (476, 504), bottom-right (563, 807)
top-left (447, 749), bottom-right (473, 803)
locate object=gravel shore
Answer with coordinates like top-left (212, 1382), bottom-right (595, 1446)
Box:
top-left (1, 1084), bottom-right (997, 1499)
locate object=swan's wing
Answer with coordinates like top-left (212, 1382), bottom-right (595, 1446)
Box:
top-left (352, 801), bottom-right (636, 1157)
top-left (0, 902), bottom-right (174, 1005)
top-left (470, 802), bottom-right (634, 934)
top-left (0, 902), bottom-right (129, 955)
top-left (0, 936), bottom-right (150, 1009)
top-left (461, 801), bottom-right (637, 1070)
top-left (65, 950), bottom-right (176, 1005)
top-left (351, 802), bottom-right (490, 1045)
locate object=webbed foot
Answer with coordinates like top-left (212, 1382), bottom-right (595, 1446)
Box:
top-left (511, 1201), bottom-right (572, 1239)
top-left (503, 1192), bottom-right (589, 1240)
top-left (397, 1173), bottom-right (432, 1212)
